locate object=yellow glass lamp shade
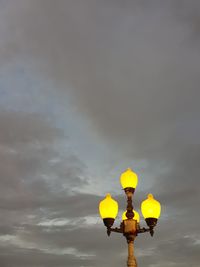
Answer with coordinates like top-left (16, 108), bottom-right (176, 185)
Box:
top-left (120, 168), bottom-right (138, 189)
top-left (99, 193), bottom-right (118, 220)
top-left (122, 210), bottom-right (140, 223)
top-left (141, 194), bottom-right (161, 219)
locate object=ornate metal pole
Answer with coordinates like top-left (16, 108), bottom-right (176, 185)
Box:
top-left (127, 241), bottom-right (137, 267)
top-left (124, 188), bottom-right (137, 267)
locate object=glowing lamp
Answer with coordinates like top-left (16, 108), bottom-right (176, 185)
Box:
top-left (120, 168), bottom-right (138, 190)
top-left (99, 194), bottom-right (118, 228)
top-left (141, 194), bottom-right (161, 229)
top-left (122, 210), bottom-right (140, 223)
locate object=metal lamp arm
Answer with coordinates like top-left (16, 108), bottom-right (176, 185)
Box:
top-left (137, 226), bottom-right (154, 236)
top-left (107, 223), bottom-right (123, 236)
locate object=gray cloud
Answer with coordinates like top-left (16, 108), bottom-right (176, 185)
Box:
top-left (1, 0), bottom-right (200, 157)
top-left (0, 245), bottom-right (95, 267)
top-left (0, 110), bottom-right (107, 267)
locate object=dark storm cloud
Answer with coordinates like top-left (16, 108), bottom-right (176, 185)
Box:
top-left (1, 0), bottom-right (199, 157)
top-left (0, 111), bottom-right (88, 205)
top-left (137, 237), bottom-right (200, 267)
top-left (0, 245), bottom-right (95, 267)
top-left (0, 1), bottom-right (200, 267)
top-left (0, 111), bottom-right (102, 266)
top-left (0, 218), bottom-right (198, 267)
top-left (0, 112), bottom-right (63, 145)
top-left (0, 111), bottom-right (95, 262)
top-left (153, 144), bottom-right (200, 206)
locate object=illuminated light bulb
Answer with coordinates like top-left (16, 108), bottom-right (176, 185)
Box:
top-left (141, 194), bottom-right (161, 219)
top-left (99, 193), bottom-right (118, 219)
top-left (122, 210), bottom-right (140, 222)
top-left (120, 168), bottom-right (138, 189)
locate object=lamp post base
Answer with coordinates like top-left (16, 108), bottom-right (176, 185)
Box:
top-left (127, 241), bottom-right (137, 267)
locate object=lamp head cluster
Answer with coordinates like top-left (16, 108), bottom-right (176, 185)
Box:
top-left (99, 168), bottom-right (161, 237)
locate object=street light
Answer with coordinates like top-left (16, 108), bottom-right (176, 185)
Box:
top-left (99, 168), bottom-right (161, 267)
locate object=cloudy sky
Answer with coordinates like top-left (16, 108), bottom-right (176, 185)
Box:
top-left (0, 0), bottom-right (200, 266)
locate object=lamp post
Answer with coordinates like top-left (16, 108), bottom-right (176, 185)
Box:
top-left (99, 168), bottom-right (161, 267)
